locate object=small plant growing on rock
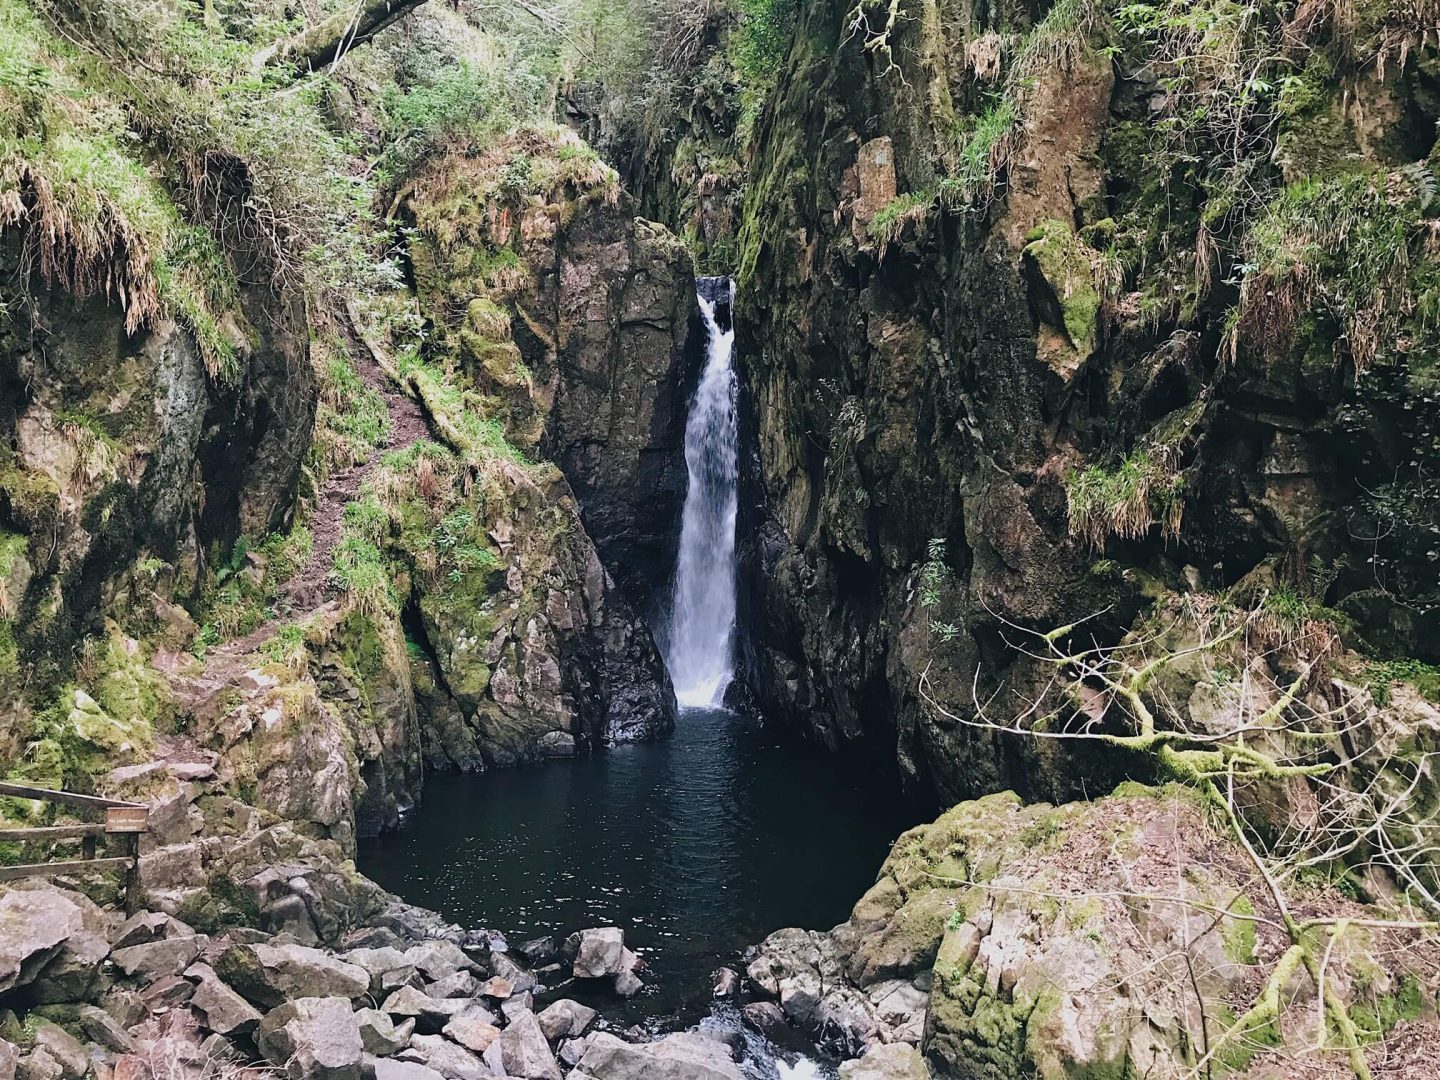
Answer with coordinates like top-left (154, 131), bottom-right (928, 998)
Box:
top-left (1065, 450), bottom-right (1185, 550)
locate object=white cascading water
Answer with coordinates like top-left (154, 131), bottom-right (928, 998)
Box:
top-left (667, 278), bottom-right (739, 709)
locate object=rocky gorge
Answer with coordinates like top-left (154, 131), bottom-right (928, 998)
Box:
top-left (2, 0), bottom-right (1440, 1077)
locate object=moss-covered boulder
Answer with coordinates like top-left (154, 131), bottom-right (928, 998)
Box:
top-left (748, 787), bottom-right (1440, 1077)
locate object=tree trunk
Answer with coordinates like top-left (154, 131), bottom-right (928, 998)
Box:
top-left (254, 0), bottom-right (431, 74)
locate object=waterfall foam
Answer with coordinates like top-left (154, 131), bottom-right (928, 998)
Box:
top-left (667, 277), bottom-right (738, 709)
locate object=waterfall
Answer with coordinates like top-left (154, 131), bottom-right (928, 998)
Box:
top-left (667, 277), bottom-right (738, 709)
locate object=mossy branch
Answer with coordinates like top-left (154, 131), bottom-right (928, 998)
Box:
top-left (253, 0), bottom-right (431, 74)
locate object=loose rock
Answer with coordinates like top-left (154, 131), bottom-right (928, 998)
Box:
top-left (256, 997), bottom-right (364, 1080)
top-left (497, 1011), bottom-right (562, 1080)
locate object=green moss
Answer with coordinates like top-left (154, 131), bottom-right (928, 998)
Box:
top-left (1023, 219), bottom-right (1101, 352)
top-left (174, 873), bottom-right (263, 932)
top-left (1221, 895), bottom-right (1258, 964)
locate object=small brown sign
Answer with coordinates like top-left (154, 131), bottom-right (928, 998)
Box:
top-left (104, 806), bottom-right (148, 834)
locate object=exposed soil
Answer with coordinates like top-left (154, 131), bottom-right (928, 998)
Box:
top-left (216, 329), bottom-right (430, 659)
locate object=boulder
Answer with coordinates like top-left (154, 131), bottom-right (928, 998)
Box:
top-left (741, 1002), bottom-right (788, 1040)
top-left (343, 948), bottom-right (411, 994)
top-left (0, 1038), bottom-right (16, 1080)
top-left (497, 1011), bottom-right (562, 1080)
top-left (488, 952), bottom-right (537, 994)
top-left (15, 1048), bottom-right (62, 1080)
top-left (33, 1006), bottom-right (133, 1053)
top-left (378, 987), bottom-right (466, 1033)
top-left (215, 943), bottom-right (368, 1008)
top-left (440, 1009), bottom-right (500, 1054)
top-left (573, 1032), bottom-right (744, 1080)
top-left (0, 891), bottom-right (84, 994)
top-left (110, 913), bottom-right (181, 951)
top-left (612, 969), bottom-right (643, 998)
top-left (27, 1024), bottom-right (85, 1080)
top-left (256, 997), bottom-right (364, 1080)
top-left (400, 941), bottom-right (475, 982)
top-left (421, 970), bottom-right (477, 999)
top-left (139, 975), bottom-right (194, 1009)
top-left (396, 1035), bottom-right (489, 1080)
top-left (30, 931), bottom-right (110, 1003)
top-left (516, 938), bottom-right (556, 966)
top-left (355, 1009), bottom-right (410, 1057)
top-left (190, 971), bottom-right (263, 1036)
top-left (535, 999), bottom-right (596, 1043)
top-left (110, 936), bottom-right (203, 981)
top-left (710, 968), bottom-right (739, 998)
top-left (838, 1043), bottom-right (929, 1079)
top-left (564, 929), bottom-right (624, 979)
top-left (477, 976), bottom-right (512, 1000)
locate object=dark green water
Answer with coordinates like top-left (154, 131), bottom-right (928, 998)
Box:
top-left (358, 707), bottom-right (916, 1028)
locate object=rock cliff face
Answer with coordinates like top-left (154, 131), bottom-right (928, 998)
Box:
top-left (731, 0), bottom-right (1440, 807)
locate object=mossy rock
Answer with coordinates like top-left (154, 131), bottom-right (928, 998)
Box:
top-left (1023, 219), bottom-right (1101, 359)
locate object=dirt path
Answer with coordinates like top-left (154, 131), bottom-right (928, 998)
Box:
top-left (216, 331), bottom-right (429, 659)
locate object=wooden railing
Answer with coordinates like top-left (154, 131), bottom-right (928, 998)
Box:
top-left (0, 783), bottom-right (148, 904)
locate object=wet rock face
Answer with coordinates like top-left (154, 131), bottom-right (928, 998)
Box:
top-left (537, 210), bottom-right (700, 614)
top-left (735, 0), bottom-right (1105, 806)
top-left (0, 260), bottom-right (312, 711)
top-left (731, 0), bottom-right (1440, 807)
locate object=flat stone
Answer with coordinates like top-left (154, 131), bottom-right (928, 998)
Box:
top-left (0, 890), bottom-right (84, 994)
top-left (574, 1032), bottom-right (743, 1080)
top-left (135, 844), bottom-right (203, 892)
top-left (397, 1036), bottom-right (488, 1080)
top-left (167, 762), bottom-right (216, 782)
top-left (497, 1011), bottom-right (561, 1080)
top-left (256, 997), bottom-right (363, 1080)
top-left (535, 999), bottom-right (596, 1043)
top-left (365, 1059), bottom-right (442, 1080)
top-left (440, 1009), bottom-right (499, 1054)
